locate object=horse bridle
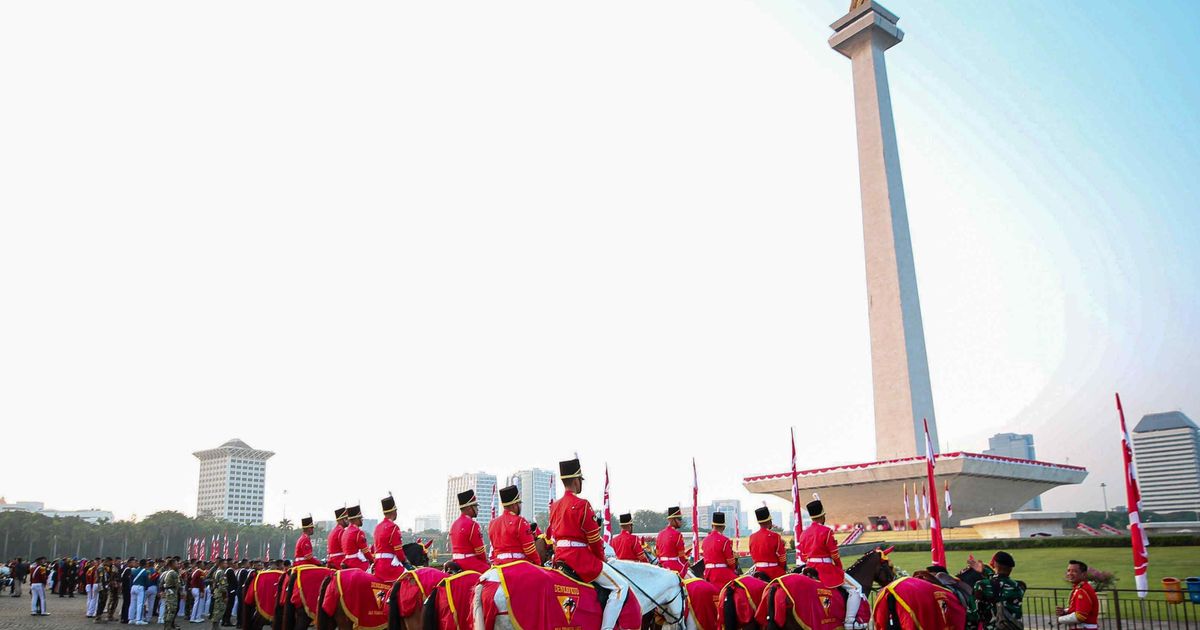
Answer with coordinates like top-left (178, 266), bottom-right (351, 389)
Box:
top-left (604, 562), bottom-right (688, 627)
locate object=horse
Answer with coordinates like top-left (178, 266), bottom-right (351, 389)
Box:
top-left (872, 575), bottom-right (966, 630)
top-left (757, 548), bottom-right (896, 630)
top-left (277, 565), bottom-right (335, 630)
top-left (719, 575), bottom-right (768, 630)
top-left (472, 559), bottom-right (690, 630)
top-left (240, 569), bottom-right (284, 630)
top-left (316, 542), bottom-right (433, 630)
top-left (387, 567), bottom-right (448, 630)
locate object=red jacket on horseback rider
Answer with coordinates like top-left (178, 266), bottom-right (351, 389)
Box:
top-left (611, 513), bottom-right (648, 562)
top-left (295, 515), bottom-right (318, 566)
top-left (373, 495), bottom-right (406, 580)
top-left (655, 507), bottom-right (689, 574)
top-left (749, 506), bottom-right (787, 580)
top-left (488, 485), bottom-right (540, 565)
top-left (548, 458), bottom-right (606, 582)
top-left (340, 505), bottom-right (374, 570)
top-left (326, 507), bottom-right (348, 569)
top-left (796, 503), bottom-right (844, 588)
top-left (701, 512), bottom-right (738, 588)
top-left (449, 489), bottom-right (491, 574)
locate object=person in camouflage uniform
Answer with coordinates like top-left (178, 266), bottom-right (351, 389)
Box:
top-left (961, 551), bottom-right (1025, 630)
top-left (102, 558), bottom-right (121, 623)
top-left (94, 559), bottom-right (111, 624)
top-left (160, 557), bottom-right (181, 630)
top-left (208, 559), bottom-right (229, 630)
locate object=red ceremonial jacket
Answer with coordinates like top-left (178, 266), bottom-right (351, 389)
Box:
top-left (449, 514), bottom-right (489, 573)
top-left (702, 530), bottom-right (738, 589)
top-left (655, 526), bottom-right (687, 567)
top-left (548, 491), bottom-right (605, 582)
top-left (797, 521), bottom-right (843, 587)
top-left (85, 565), bottom-right (97, 585)
top-left (31, 565), bottom-right (48, 584)
top-left (326, 524), bottom-right (345, 567)
top-left (488, 511), bottom-right (538, 564)
top-left (340, 523), bottom-right (373, 568)
top-left (611, 531), bottom-right (647, 562)
top-left (1067, 581), bottom-right (1099, 627)
top-left (294, 533), bottom-right (316, 565)
top-left (748, 526), bottom-right (787, 579)
top-left (373, 519), bottom-right (403, 558)
top-left (189, 569), bottom-right (206, 589)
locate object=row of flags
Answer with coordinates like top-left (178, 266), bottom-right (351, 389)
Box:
top-left (182, 534), bottom-right (287, 563)
top-left (900, 479), bottom-right (954, 529)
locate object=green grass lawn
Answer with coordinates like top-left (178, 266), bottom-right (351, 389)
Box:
top-left (887, 545), bottom-right (1200, 592)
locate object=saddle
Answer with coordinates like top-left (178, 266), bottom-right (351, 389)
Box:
top-left (918, 571), bottom-right (973, 614)
top-left (553, 561), bottom-right (612, 610)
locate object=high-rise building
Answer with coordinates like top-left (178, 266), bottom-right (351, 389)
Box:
top-left (983, 433), bottom-right (1042, 510)
top-left (445, 472), bottom-right (498, 538)
top-left (1133, 412), bottom-right (1200, 514)
top-left (508, 468), bottom-right (557, 523)
top-left (702, 499), bottom-right (743, 530)
top-left (414, 514), bottom-right (442, 532)
top-left (193, 438), bottom-right (274, 524)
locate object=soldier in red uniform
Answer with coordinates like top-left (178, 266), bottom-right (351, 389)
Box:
top-left (326, 507), bottom-right (348, 569)
top-left (701, 512), bottom-right (738, 589)
top-left (655, 507), bottom-right (688, 574)
top-left (1057, 560), bottom-right (1099, 629)
top-left (748, 507), bottom-right (787, 581)
top-left (448, 490), bottom-right (490, 573)
top-left (340, 505), bottom-right (374, 571)
top-left (294, 516), bottom-right (318, 566)
top-left (797, 499), bottom-right (863, 630)
top-left (610, 514), bottom-right (647, 562)
top-left (373, 495), bottom-right (406, 581)
top-left (488, 485), bottom-right (540, 565)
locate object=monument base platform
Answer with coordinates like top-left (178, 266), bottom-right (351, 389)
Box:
top-left (959, 511), bottom-right (1076, 538)
top-left (743, 452), bottom-right (1087, 528)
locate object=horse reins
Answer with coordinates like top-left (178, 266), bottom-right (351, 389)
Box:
top-left (604, 562), bottom-right (688, 627)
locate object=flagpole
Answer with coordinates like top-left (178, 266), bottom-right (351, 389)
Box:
top-left (790, 427), bottom-right (804, 549)
top-left (923, 418), bottom-right (946, 567)
top-left (691, 458), bottom-right (700, 563)
top-left (602, 464), bottom-right (613, 544)
top-left (1116, 393), bottom-right (1149, 598)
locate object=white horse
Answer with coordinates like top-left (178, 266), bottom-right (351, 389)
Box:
top-left (472, 559), bottom-right (693, 630)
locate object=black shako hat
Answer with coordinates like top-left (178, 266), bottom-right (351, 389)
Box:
top-left (457, 489), bottom-right (478, 509)
top-left (666, 506), bottom-right (683, 519)
top-left (558, 458), bottom-right (583, 480)
top-left (382, 494), bottom-right (397, 513)
top-left (619, 513), bottom-right (633, 525)
top-left (335, 506), bottom-right (348, 520)
top-left (755, 507), bottom-right (772, 523)
top-left (805, 500), bottom-right (825, 519)
top-left (300, 515), bottom-right (314, 528)
top-left (712, 512), bottom-right (726, 526)
top-left (499, 485), bottom-right (520, 506)
top-left (346, 505), bottom-right (362, 519)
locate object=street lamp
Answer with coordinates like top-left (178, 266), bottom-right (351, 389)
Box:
top-left (1100, 483), bottom-right (1109, 518)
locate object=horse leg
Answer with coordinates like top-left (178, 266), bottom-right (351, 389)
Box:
top-left (335, 606), bottom-right (355, 630)
top-left (402, 613), bottom-right (422, 630)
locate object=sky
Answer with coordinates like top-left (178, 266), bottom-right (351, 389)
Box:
top-left (1, 1), bottom-right (1197, 529)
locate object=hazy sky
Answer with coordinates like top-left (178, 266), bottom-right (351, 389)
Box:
top-left (1, 1), bottom-right (1197, 528)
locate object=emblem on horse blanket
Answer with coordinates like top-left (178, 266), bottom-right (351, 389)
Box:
top-left (434, 571), bottom-right (481, 630)
top-left (291, 566), bottom-right (333, 620)
top-left (720, 575), bottom-right (767, 628)
top-left (755, 574), bottom-right (867, 630)
top-left (247, 570), bottom-right (283, 620)
top-left (872, 576), bottom-right (966, 630)
top-left (322, 569), bottom-right (392, 630)
top-left (395, 567), bottom-right (448, 618)
top-left (483, 561), bottom-right (642, 630)
top-left (683, 578), bottom-right (720, 630)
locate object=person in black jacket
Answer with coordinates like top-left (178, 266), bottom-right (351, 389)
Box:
top-left (220, 561), bottom-right (240, 627)
top-left (120, 558), bottom-right (134, 623)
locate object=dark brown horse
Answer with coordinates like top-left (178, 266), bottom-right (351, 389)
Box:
top-left (758, 548), bottom-right (897, 630)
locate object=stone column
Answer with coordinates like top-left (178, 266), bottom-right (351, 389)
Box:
top-left (830, 1), bottom-right (938, 459)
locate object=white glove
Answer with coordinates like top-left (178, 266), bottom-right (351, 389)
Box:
top-left (391, 557), bottom-right (402, 567)
top-left (1057, 615), bottom-right (1079, 625)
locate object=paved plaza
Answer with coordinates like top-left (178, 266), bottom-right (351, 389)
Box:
top-left (0, 593), bottom-right (226, 630)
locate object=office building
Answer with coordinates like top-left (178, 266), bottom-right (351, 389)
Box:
top-left (414, 514), bottom-right (442, 532)
top-left (508, 468), bottom-right (557, 523)
top-left (983, 433), bottom-right (1042, 510)
top-left (193, 438), bottom-right (274, 524)
top-left (1133, 412), bottom-right (1200, 514)
top-left (445, 472), bottom-right (498, 538)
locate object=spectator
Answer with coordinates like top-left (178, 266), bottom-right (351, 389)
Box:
top-left (120, 557), bottom-right (135, 624)
top-left (30, 556), bottom-right (50, 616)
top-left (130, 559), bottom-right (151, 625)
top-left (962, 552), bottom-right (1025, 630)
top-left (1056, 560), bottom-right (1098, 629)
top-left (11, 557), bottom-right (29, 597)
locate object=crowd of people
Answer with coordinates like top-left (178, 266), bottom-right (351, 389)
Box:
top-left (5, 554), bottom-right (293, 629)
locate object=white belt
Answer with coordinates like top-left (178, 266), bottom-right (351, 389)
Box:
top-left (496, 553), bottom-right (524, 560)
top-left (807, 557), bottom-right (833, 564)
top-left (377, 553), bottom-right (396, 560)
top-left (451, 553), bottom-right (476, 560)
top-left (556, 540), bottom-right (588, 548)
top-left (754, 562), bottom-right (779, 568)
top-left (349, 551), bottom-right (367, 561)
top-left (1081, 626), bottom-right (1098, 629)
top-left (328, 552), bottom-right (345, 558)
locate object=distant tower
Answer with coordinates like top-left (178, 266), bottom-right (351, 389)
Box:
top-left (984, 433), bottom-right (1042, 510)
top-left (1132, 412), bottom-right (1200, 514)
top-left (509, 468), bottom-right (557, 523)
top-left (444, 472), bottom-right (498, 537)
top-left (829, 0), bottom-right (939, 458)
top-left (193, 438), bottom-right (274, 524)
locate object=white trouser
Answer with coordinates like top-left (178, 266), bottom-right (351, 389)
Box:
top-left (86, 584), bottom-right (98, 616)
top-left (130, 585), bottom-right (146, 623)
top-left (31, 583), bottom-right (47, 614)
top-left (145, 586), bottom-right (157, 620)
top-left (202, 586), bottom-right (211, 615)
top-left (190, 588), bottom-right (203, 621)
top-left (594, 564), bottom-right (629, 630)
top-left (842, 574), bottom-right (864, 624)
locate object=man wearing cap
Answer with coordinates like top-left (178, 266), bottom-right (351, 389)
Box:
top-left (340, 506), bottom-right (374, 571)
top-left (798, 500), bottom-right (863, 630)
top-left (610, 514), bottom-right (647, 562)
top-left (701, 512), bottom-right (738, 589)
top-left (963, 551), bottom-right (1024, 630)
top-left (488, 485), bottom-right (540, 565)
top-left (293, 517), bottom-right (318, 567)
top-left (326, 507), bottom-right (348, 569)
top-left (30, 557), bottom-right (49, 616)
top-left (373, 495), bottom-right (406, 581)
top-left (748, 507), bottom-right (787, 581)
top-left (448, 490), bottom-right (490, 573)
top-left (654, 507), bottom-right (689, 575)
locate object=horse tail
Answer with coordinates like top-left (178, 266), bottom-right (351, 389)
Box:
top-left (421, 586), bottom-right (440, 630)
top-left (388, 578), bottom-right (404, 630)
top-left (316, 575), bottom-right (335, 630)
top-left (282, 570), bottom-right (298, 630)
top-left (763, 583), bottom-right (782, 630)
top-left (721, 586), bottom-right (741, 630)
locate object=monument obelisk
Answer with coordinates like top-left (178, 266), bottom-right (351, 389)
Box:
top-left (830, 0), bottom-right (939, 459)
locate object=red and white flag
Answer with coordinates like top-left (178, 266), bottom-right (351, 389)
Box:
top-left (1117, 393), bottom-right (1149, 597)
top-left (691, 458), bottom-right (700, 563)
top-left (548, 474), bottom-right (555, 510)
top-left (223, 533), bottom-right (229, 558)
top-left (602, 464), bottom-right (613, 544)
top-left (909, 483), bottom-right (920, 531)
top-left (923, 418), bottom-right (946, 567)
top-left (490, 484), bottom-right (498, 521)
top-left (734, 514), bottom-right (741, 551)
top-left (944, 481), bottom-right (953, 517)
top-left (902, 485), bottom-right (911, 531)
top-left (265, 541), bottom-right (271, 562)
top-left (920, 484), bottom-right (928, 522)
top-left (233, 534), bottom-right (240, 562)
top-left (791, 428), bottom-right (804, 546)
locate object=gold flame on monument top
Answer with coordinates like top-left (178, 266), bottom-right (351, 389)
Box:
top-left (849, 0), bottom-right (869, 10)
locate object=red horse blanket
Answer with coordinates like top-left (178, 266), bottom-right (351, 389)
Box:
top-left (321, 568), bottom-right (392, 630)
top-left (434, 571), bottom-right (480, 630)
top-left (873, 577), bottom-right (966, 630)
top-left (755, 574), bottom-right (867, 630)
top-left (395, 567), bottom-right (448, 618)
top-left (291, 566), bottom-right (333, 620)
top-left (246, 570), bottom-right (283, 620)
top-left (684, 578), bottom-right (720, 630)
top-left (720, 575), bottom-right (766, 628)
top-left (483, 561), bottom-right (642, 630)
